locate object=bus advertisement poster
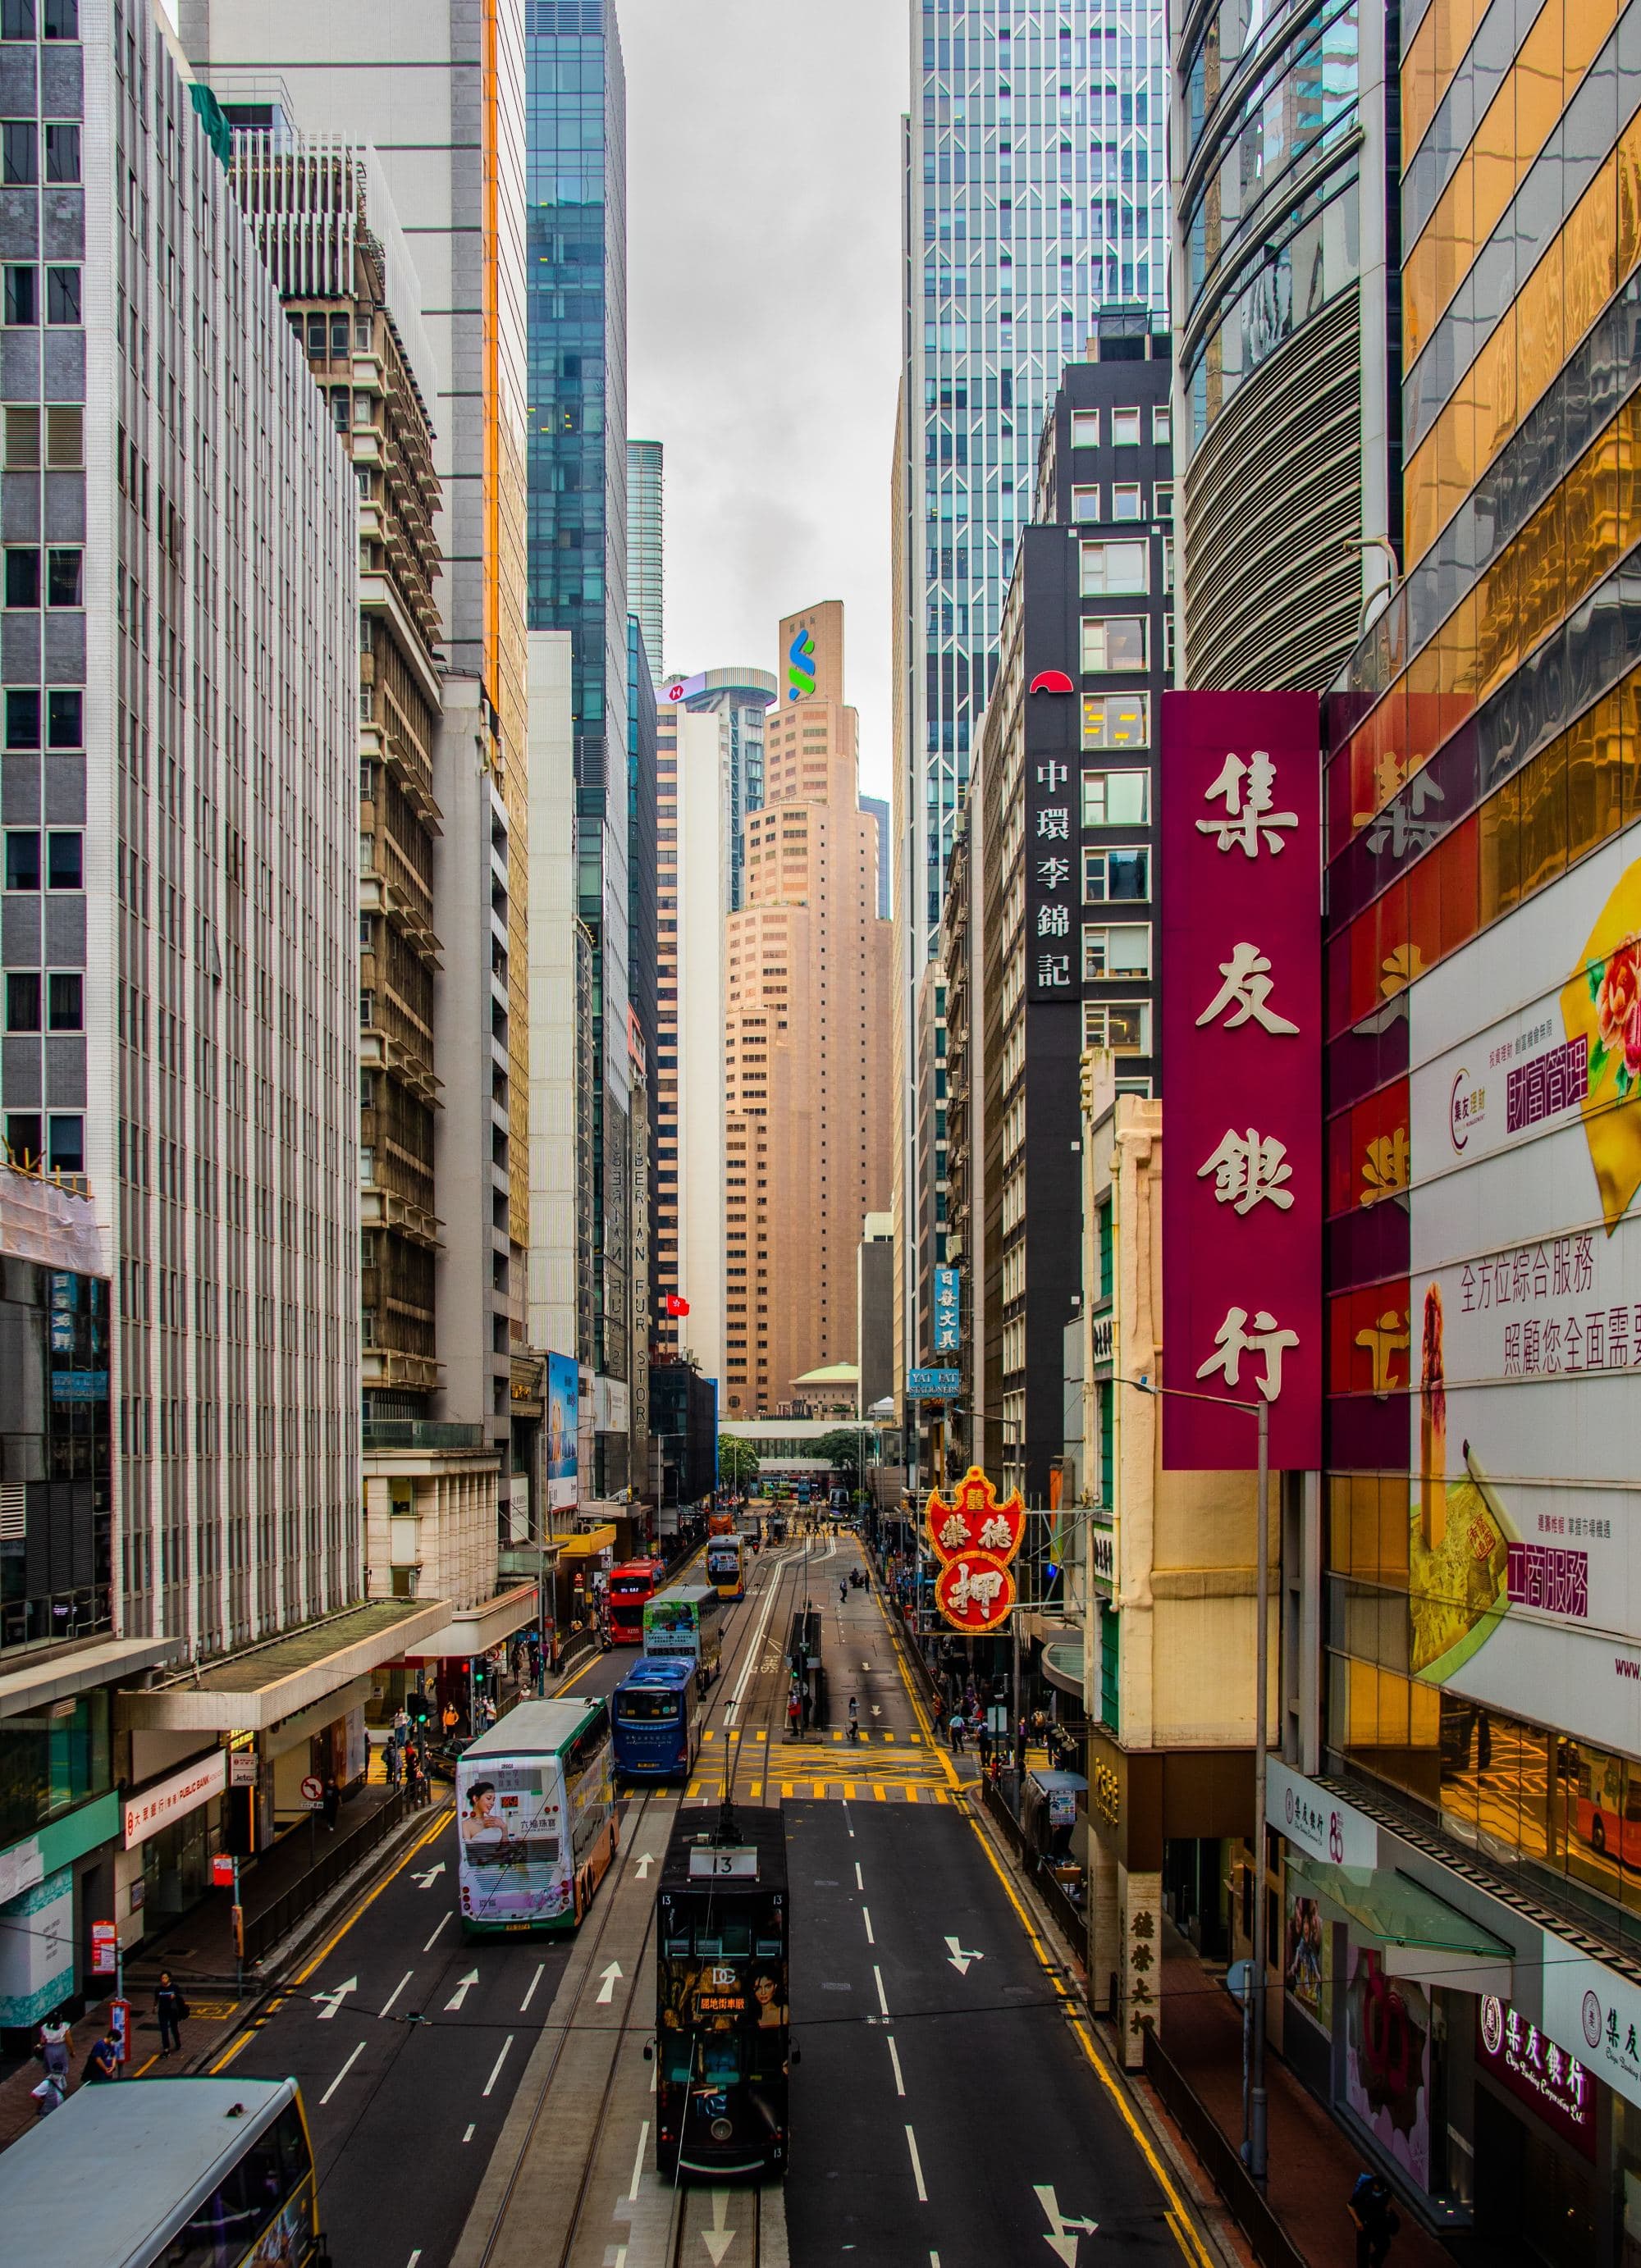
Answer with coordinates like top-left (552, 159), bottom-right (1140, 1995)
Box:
top-left (457, 1756), bottom-right (565, 1926)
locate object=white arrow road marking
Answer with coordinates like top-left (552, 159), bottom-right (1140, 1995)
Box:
top-left (596, 1960), bottom-right (623, 2005)
top-left (634, 1853), bottom-right (654, 1879)
top-left (311, 1977), bottom-right (358, 2020)
top-left (482, 2034), bottom-right (514, 2097)
top-left (944, 1936), bottom-right (983, 1977)
top-left (444, 1969), bottom-right (480, 2012)
top-left (319, 2039), bottom-right (365, 2104)
top-left (519, 1963), bottom-right (546, 2014)
top-left (1034, 2186), bottom-right (1099, 2264)
top-left (377, 1970), bottom-right (414, 2021)
top-left (702, 2189), bottom-right (736, 2265)
top-left (905, 2125), bottom-right (929, 2203)
top-left (411, 1861), bottom-right (446, 1888)
top-left (871, 1704), bottom-right (882, 1718)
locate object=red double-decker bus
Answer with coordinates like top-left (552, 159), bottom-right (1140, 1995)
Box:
top-left (607, 1558), bottom-right (665, 1644)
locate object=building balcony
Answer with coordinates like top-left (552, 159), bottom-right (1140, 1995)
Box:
top-left (360, 1180), bottom-right (443, 1252)
top-left (362, 1345), bottom-right (441, 1392)
top-left (359, 869), bottom-right (443, 970)
top-left (363, 1419), bottom-right (486, 1453)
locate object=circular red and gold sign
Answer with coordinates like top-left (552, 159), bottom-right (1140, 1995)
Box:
top-left (934, 1551), bottom-right (1017, 1633)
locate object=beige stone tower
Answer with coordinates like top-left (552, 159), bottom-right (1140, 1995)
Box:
top-left (721, 603), bottom-right (893, 1416)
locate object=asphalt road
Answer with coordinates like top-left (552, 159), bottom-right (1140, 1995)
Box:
top-left (207, 1532), bottom-right (1208, 2268)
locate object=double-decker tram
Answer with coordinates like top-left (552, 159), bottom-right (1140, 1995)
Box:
top-left (607, 1556), bottom-right (665, 1644)
top-left (705, 1531), bottom-right (745, 1602)
top-left (456, 1696), bottom-right (616, 1935)
top-left (653, 1805), bottom-right (790, 2177)
top-left (611, 1655), bottom-right (703, 1782)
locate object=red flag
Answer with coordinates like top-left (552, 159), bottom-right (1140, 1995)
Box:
top-left (665, 1293), bottom-right (690, 1317)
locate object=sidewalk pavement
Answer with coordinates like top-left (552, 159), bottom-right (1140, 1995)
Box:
top-left (1158, 1926), bottom-right (1454, 2268)
top-left (0, 1750), bottom-right (440, 2155)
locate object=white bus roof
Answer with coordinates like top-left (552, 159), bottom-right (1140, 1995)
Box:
top-left (0, 2076), bottom-right (295, 2268)
top-left (463, 1696), bottom-right (601, 1760)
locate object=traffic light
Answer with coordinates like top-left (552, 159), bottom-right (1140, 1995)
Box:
top-left (410, 1688), bottom-right (432, 1726)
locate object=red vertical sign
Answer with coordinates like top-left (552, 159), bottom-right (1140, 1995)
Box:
top-left (1162, 691), bottom-right (1322, 1469)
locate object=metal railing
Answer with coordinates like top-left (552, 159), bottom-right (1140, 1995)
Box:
top-left (1141, 2028), bottom-right (1307, 2268)
top-left (362, 1419), bottom-right (484, 1450)
top-left (241, 1790), bottom-right (409, 1969)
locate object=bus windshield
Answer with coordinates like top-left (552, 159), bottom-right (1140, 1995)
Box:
top-left (616, 1688), bottom-right (680, 1722)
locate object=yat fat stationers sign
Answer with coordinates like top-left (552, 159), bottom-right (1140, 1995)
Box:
top-left (932, 1265), bottom-right (961, 1353)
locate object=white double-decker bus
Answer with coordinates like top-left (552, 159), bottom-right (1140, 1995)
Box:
top-left (456, 1696), bottom-right (616, 1936)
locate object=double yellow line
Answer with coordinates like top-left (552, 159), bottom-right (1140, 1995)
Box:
top-left (210, 1802), bottom-right (453, 2074)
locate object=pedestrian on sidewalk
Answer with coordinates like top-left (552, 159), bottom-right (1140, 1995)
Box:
top-left (85, 2032), bottom-right (120, 2083)
top-left (384, 1738), bottom-right (401, 1791)
top-left (948, 1712), bottom-right (965, 1756)
top-left (30, 2072), bottom-right (66, 2118)
top-left (38, 2012), bottom-right (72, 2085)
top-left (392, 1704), bottom-right (409, 1748)
top-left (1348, 2171), bottom-right (1399, 2268)
top-left (787, 1687), bottom-right (802, 1741)
top-left (1015, 1716), bottom-right (1027, 1774)
top-left (322, 1775), bottom-right (341, 1833)
top-left (405, 1749), bottom-right (426, 1807)
top-left (154, 1970), bottom-right (187, 2056)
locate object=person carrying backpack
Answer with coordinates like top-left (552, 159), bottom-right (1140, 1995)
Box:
top-left (1349, 2170), bottom-right (1399, 2268)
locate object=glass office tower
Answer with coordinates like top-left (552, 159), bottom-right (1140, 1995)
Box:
top-left (527, 0), bottom-right (633, 1433)
top-left (628, 439), bottom-right (664, 681)
top-left (895, 0), bottom-right (1168, 1365)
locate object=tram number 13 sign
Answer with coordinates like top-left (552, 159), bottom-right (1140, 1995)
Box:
top-left (926, 1467), bottom-right (1025, 1633)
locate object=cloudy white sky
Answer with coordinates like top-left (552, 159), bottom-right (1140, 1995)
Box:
top-left (624, 1), bottom-right (907, 797)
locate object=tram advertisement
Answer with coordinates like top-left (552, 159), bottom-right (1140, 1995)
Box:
top-left (658, 1956), bottom-right (789, 2039)
top-left (456, 1756), bottom-right (566, 1925)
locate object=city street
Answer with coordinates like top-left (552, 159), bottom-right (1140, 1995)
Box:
top-left (201, 1536), bottom-right (1214, 2268)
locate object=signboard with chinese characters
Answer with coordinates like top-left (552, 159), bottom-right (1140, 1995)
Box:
top-left (926, 1466), bottom-right (1024, 1633)
top-left (122, 1748), bottom-right (227, 1850)
top-left (932, 1265), bottom-right (961, 1353)
top-left (1405, 836), bottom-right (1641, 1753)
top-left (1160, 691), bottom-right (1322, 1468)
top-left (1267, 1759), bottom-right (1379, 1870)
top-left (1542, 1942), bottom-right (1641, 2115)
top-left (1477, 1994), bottom-right (1596, 2158)
top-left (1026, 737), bottom-right (1079, 1001)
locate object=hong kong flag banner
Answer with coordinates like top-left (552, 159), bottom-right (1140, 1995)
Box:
top-left (1161, 691), bottom-right (1322, 1471)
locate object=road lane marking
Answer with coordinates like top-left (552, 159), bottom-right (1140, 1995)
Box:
top-left (905, 2124), bottom-right (929, 2202)
top-left (378, 1969), bottom-right (414, 2020)
top-left (965, 1815), bottom-right (1215, 2268)
top-left (464, 2123), bottom-right (475, 2142)
top-left (319, 2039), bottom-right (366, 2105)
top-left (482, 2034), bottom-right (514, 2097)
top-left (596, 1960), bottom-right (623, 2004)
top-left (423, 1911), bottom-right (452, 1951)
top-left (407, 2253), bottom-right (422, 2268)
top-left (886, 2033), bottom-right (906, 2097)
top-left (629, 2120), bottom-right (650, 2199)
top-left (862, 1906), bottom-right (875, 1946)
top-left (873, 1965), bottom-right (889, 2019)
top-left (311, 1977), bottom-right (358, 2020)
top-left (724, 1560), bottom-right (787, 1723)
top-left (445, 1969), bottom-right (480, 2011)
top-left (293, 1806), bottom-right (452, 1986)
top-left (519, 1962), bottom-right (546, 2012)
top-left (855, 1863), bottom-right (863, 1890)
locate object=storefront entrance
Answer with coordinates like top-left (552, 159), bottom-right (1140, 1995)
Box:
top-left (1474, 2083), bottom-right (1598, 2266)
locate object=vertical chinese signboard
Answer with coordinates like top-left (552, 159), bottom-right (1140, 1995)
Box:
top-left (1161, 692), bottom-right (1321, 1469)
top-left (932, 1265), bottom-right (961, 1353)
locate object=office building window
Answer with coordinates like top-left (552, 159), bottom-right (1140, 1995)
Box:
top-left (43, 123), bottom-right (78, 183)
top-left (47, 690), bottom-right (81, 748)
top-left (5, 828), bottom-right (39, 889)
top-left (1112, 483), bottom-right (1144, 521)
top-left (1081, 615), bottom-right (1148, 673)
top-left (1081, 541), bottom-right (1148, 596)
top-left (1083, 1001), bottom-right (1151, 1053)
top-left (5, 1111), bottom-right (42, 1166)
top-left (1153, 406), bottom-right (1172, 446)
top-left (1083, 923), bottom-right (1153, 980)
top-left (1081, 770), bottom-right (1151, 827)
top-left (1083, 846), bottom-right (1150, 902)
top-left (2, 122), bottom-right (35, 185)
top-left (1071, 409), bottom-right (1099, 448)
top-left (1072, 485), bottom-right (1100, 522)
top-left (4, 547), bottom-right (39, 607)
top-left (47, 970), bottom-right (81, 1029)
top-left (5, 970), bottom-right (40, 1029)
top-left (47, 549), bottom-right (80, 607)
top-left (45, 267), bottom-right (79, 326)
top-left (4, 264), bottom-right (36, 325)
top-left (1154, 481), bottom-right (1174, 520)
top-left (1111, 408), bottom-right (1142, 446)
top-left (46, 830), bottom-right (81, 888)
top-left (1081, 692), bottom-right (1150, 751)
top-left (47, 1112), bottom-right (82, 1173)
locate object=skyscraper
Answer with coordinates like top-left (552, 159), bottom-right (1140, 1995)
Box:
top-left (722, 605), bottom-right (893, 1417)
top-left (524, 0), bottom-right (635, 1495)
top-left (627, 438), bottom-right (664, 682)
top-left (185, 0), bottom-right (538, 1510)
top-left (894, 1), bottom-right (1168, 1383)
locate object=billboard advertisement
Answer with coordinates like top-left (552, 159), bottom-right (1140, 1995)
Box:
top-left (1406, 833), bottom-right (1641, 1751)
top-left (1161, 691), bottom-right (1322, 1468)
top-left (547, 1353), bottom-right (578, 1513)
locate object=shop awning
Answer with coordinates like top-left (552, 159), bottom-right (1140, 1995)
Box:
top-left (405, 1581), bottom-right (540, 1660)
top-left (1042, 1637), bottom-right (1085, 1697)
top-left (1291, 1851), bottom-right (1515, 1996)
top-left (117, 1598), bottom-right (450, 1733)
top-left (553, 1525), bottom-right (617, 1560)
top-left (0, 1635), bottom-right (178, 1721)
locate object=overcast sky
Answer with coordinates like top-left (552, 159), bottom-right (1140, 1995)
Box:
top-left (624, 0), bottom-right (907, 797)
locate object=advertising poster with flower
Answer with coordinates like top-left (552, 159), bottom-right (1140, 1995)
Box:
top-left (1344, 1949), bottom-right (1431, 2191)
top-left (1406, 834), bottom-right (1641, 1752)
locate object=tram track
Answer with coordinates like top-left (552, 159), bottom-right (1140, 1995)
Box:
top-left (459, 1541), bottom-right (802, 2268)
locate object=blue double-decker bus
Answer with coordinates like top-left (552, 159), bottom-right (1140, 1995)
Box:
top-left (612, 1656), bottom-right (703, 1782)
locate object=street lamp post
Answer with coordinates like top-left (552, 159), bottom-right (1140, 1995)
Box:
top-left (1113, 1372), bottom-right (1271, 2186)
